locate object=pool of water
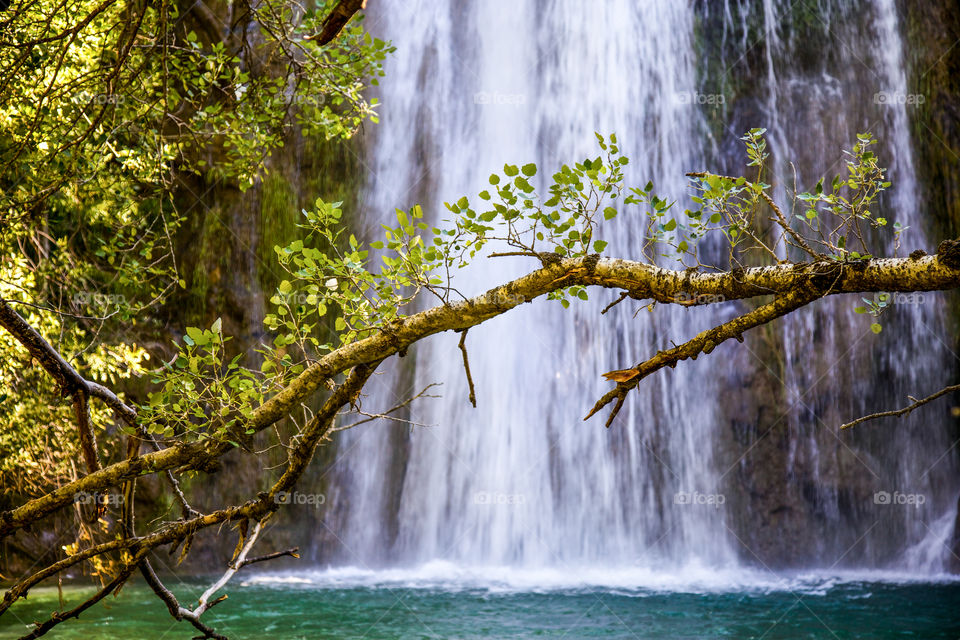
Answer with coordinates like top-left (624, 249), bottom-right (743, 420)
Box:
top-left (3, 566), bottom-right (959, 639)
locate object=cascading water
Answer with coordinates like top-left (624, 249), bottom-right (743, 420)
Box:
top-left (320, 0), bottom-right (958, 576)
top-left (712, 0), bottom-right (959, 570)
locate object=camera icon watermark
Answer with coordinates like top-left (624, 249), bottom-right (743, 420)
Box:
top-left (270, 291), bottom-right (324, 307)
top-left (674, 491), bottom-right (725, 508)
top-left (870, 291), bottom-right (925, 307)
top-left (873, 490), bottom-right (926, 508)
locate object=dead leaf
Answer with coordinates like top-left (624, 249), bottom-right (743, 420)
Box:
top-left (602, 368), bottom-right (639, 383)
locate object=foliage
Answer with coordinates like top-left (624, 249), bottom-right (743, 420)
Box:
top-left (145, 128), bottom-right (906, 437)
top-left (0, 0), bottom-right (390, 491)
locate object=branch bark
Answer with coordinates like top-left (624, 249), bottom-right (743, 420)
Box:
top-left (309, 0), bottom-right (366, 46)
top-left (3, 247), bottom-right (959, 538)
top-left (1, 363), bottom-right (375, 619)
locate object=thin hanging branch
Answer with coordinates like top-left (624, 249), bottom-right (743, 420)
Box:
top-left (458, 329), bottom-right (477, 407)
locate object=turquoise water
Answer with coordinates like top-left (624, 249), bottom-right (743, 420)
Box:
top-left (3, 569), bottom-right (959, 639)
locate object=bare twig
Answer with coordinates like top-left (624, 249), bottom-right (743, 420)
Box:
top-left (458, 329), bottom-right (477, 407)
top-left (145, 434), bottom-right (201, 519)
top-left (841, 383), bottom-right (960, 430)
top-left (239, 547), bottom-right (300, 568)
top-left (332, 383), bottom-right (441, 432)
top-left (601, 291), bottom-right (630, 315)
top-left (139, 559), bottom-right (227, 640)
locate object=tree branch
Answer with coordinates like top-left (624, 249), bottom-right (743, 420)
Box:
top-left (587, 288), bottom-right (821, 426)
top-left (3, 248), bottom-right (959, 537)
top-left (17, 565), bottom-right (135, 639)
top-left (458, 329), bottom-right (477, 407)
top-left (840, 383), bottom-right (960, 430)
top-left (0, 299), bottom-right (139, 426)
top-left (309, 0), bottom-right (366, 46)
top-left (1, 364), bottom-right (375, 618)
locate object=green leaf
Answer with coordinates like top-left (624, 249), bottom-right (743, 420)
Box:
top-left (504, 164), bottom-right (519, 177)
top-left (211, 317), bottom-right (222, 333)
top-left (663, 218), bottom-right (677, 232)
top-left (489, 174), bottom-right (500, 185)
top-left (593, 240), bottom-right (608, 253)
top-left (186, 326), bottom-right (207, 346)
top-left (870, 323), bottom-right (882, 334)
top-left (278, 280), bottom-right (292, 294)
top-left (521, 163), bottom-right (537, 177)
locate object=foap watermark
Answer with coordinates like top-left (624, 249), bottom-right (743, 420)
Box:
top-left (271, 291), bottom-right (326, 307)
top-left (265, 93), bottom-right (327, 110)
top-left (674, 491), bottom-right (725, 508)
top-left (474, 491), bottom-right (526, 506)
top-left (675, 291), bottom-right (725, 305)
top-left (474, 91), bottom-right (526, 107)
top-left (675, 91), bottom-right (725, 106)
top-left (874, 490), bottom-right (926, 508)
top-left (72, 292), bottom-right (126, 307)
top-left (274, 491), bottom-right (326, 507)
top-left (74, 491), bottom-right (124, 505)
top-left (873, 91), bottom-right (925, 106)
top-left (70, 91), bottom-right (125, 105)
top-left (871, 291), bottom-right (926, 307)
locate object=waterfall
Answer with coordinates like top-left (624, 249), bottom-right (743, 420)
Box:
top-left (320, 0), bottom-right (958, 575)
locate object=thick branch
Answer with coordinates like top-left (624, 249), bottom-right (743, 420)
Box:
top-left (4, 247), bottom-right (959, 537)
top-left (2, 364), bottom-right (374, 617)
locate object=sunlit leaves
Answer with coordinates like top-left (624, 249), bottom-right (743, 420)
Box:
top-left (141, 318), bottom-right (271, 442)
